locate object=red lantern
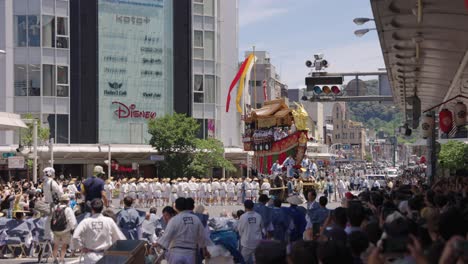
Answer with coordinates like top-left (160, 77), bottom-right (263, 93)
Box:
top-left (439, 108), bottom-right (453, 133)
top-left (420, 156), bottom-right (426, 164)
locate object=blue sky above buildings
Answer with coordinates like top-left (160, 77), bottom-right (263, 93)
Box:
top-left (239, 0), bottom-right (385, 88)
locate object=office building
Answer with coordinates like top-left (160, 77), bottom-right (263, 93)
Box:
top-left (331, 102), bottom-right (366, 160)
top-left (243, 50), bottom-right (287, 109)
top-left (0, 0), bottom-right (71, 145)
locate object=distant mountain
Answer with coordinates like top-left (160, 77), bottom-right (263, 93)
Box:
top-left (347, 80), bottom-right (398, 124)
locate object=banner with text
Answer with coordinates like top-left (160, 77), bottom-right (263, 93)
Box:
top-left (98, 0), bottom-right (173, 144)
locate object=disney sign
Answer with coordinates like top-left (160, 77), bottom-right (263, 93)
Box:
top-left (112, 101), bottom-right (156, 119)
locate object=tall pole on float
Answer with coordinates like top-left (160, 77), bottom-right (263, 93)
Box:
top-left (252, 46), bottom-right (258, 175)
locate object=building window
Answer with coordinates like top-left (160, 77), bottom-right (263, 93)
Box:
top-left (28, 16), bottom-right (40, 46)
top-left (204, 75), bottom-right (215, 103)
top-left (57, 66), bottom-right (69, 97)
top-left (350, 133), bottom-right (354, 139)
top-left (336, 112), bottom-right (339, 119)
top-left (344, 124), bottom-right (347, 129)
top-left (343, 133), bottom-right (347, 139)
top-left (42, 16), bottom-right (55, 47)
top-left (14, 16), bottom-right (27, 47)
top-left (43, 64), bottom-right (56, 96)
top-left (14, 65), bottom-right (27, 96)
top-left (56, 114), bottom-right (69, 143)
top-left (194, 30), bottom-right (203, 47)
top-left (193, 3), bottom-right (203, 15)
top-left (204, 31), bottom-right (214, 60)
top-left (194, 75), bottom-right (203, 91)
top-left (204, 0), bottom-right (214, 16)
top-left (56, 17), bottom-right (69, 48)
top-left (57, 66), bottom-right (68, 84)
top-left (28, 64), bottom-right (41, 96)
top-left (194, 92), bottom-right (204, 103)
top-left (14, 15), bottom-right (40, 47)
top-left (193, 48), bottom-right (204, 59)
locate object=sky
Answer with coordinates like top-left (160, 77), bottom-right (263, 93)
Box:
top-left (239, 0), bottom-right (385, 89)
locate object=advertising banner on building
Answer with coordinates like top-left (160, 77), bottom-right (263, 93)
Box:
top-left (98, 0), bottom-right (173, 144)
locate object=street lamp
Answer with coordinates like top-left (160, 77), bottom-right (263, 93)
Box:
top-left (354, 28), bottom-right (376, 37)
top-left (353, 18), bottom-right (374, 25)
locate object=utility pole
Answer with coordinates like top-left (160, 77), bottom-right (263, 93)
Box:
top-left (32, 120), bottom-right (38, 184)
top-left (49, 138), bottom-right (54, 167)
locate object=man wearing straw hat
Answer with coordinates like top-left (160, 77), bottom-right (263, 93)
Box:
top-left (226, 178), bottom-right (236, 205)
top-left (119, 178), bottom-right (129, 208)
top-left (128, 177), bottom-right (137, 200)
top-left (251, 178), bottom-right (260, 203)
top-left (260, 178), bottom-right (271, 196)
top-left (162, 178), bottom-right (171, 205)
top-left (219, 178), bottom-right (227, 206)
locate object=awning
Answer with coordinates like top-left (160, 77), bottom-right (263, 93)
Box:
top-left (0, 112), bottom-right (27, 130)
top-left (371, 0), bottom-right (468, 120)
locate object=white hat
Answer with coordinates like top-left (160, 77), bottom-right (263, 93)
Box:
top-left (43, 167), bottom-right (55, 177)
top-left (93, 165), bottom-right (105, 176)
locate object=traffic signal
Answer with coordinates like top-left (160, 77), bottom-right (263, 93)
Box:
top-left (309, 85), bottom-right (342, 95)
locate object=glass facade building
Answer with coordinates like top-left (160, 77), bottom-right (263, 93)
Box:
top-left (97, 0), bottom-right (173, 144)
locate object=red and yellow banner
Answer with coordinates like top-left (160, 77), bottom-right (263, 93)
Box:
top-left (225, 54), bottom-right (256, 113)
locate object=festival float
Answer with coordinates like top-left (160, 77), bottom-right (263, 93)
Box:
top-left (242, 99), bottom-right (309, 174)
top-left (225, 53), bottom-right (317, 196)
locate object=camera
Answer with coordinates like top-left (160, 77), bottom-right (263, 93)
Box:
top-left (314, 53), bottom-right (324, 60)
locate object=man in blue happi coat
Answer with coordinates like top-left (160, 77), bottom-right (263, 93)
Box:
top-left (270, 199), bottom-right (292, 241)
top-left (253, 194), bottom-right (272, 235)
top-left (117, 196), bottom-right (142, 240)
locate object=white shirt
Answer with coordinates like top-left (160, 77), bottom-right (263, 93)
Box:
top-left (251, 181), bottom-right (260, 190)
top-left (211, 181), bottom-right (220, 191)
top-left (226, 182), bottom-right (236, 192)
top-left (237, 211), bottom-right (263, 249)
top-left (72, 213), bottom-right (126, 263)
top-left (157, 211), bottom-right (206, 254)
top-left (43, 178), bottom-right (63, 204)
top-left (261, 182), bottom-right (271, 192)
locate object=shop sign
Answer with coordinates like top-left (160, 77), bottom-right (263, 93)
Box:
top-left (112, 101), bottom-right (156, 119)
top-left (8, 156), bottom-right (24, 169)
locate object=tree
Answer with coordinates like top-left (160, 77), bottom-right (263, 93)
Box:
top-left (19, 113), bottom-right (50, 147)
top-left (189, 138), bottom-right (236, 177)
top-left (364, 153), bottom-right (373, 163)
top-left (438, 140), bottom-right (468, 171)
top-left (148, 113), bottom-right (200, 178)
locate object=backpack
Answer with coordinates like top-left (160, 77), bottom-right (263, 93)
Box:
top-left (51, 206), bottom-right (68, 232)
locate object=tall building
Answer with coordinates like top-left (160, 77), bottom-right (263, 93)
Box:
top-left (243, 50), bottom-right (287, 109)
top-left (191, 0), bottom-right (241, 147)
top-left (331, 102), bottom-right (366, 160)
top-left (0, 0), bottom-right (71, 145)
top-left (69, 0), bottom-right (241, 147)
top-left (70, 0), bottom-right (174, 144)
